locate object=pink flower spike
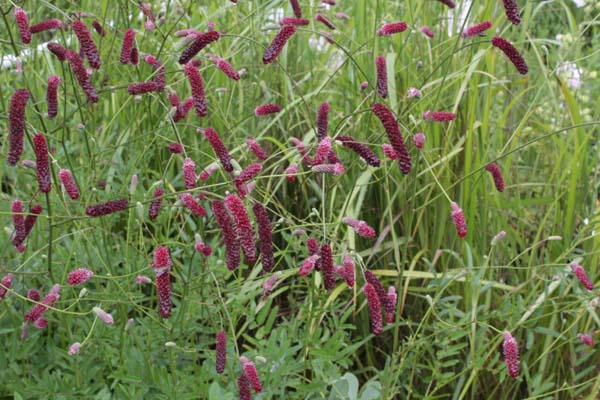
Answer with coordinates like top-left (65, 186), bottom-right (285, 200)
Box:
top-left (46, 75), bottom-right (61, 119)
top-left (311, 163), bottom-right (344, 176)
top-left (421, 26), bottom-right (434, 38)
top-left (315, 14), bottom-right (336, 30)
top-left (153, 246), bottom-right (172, 318)
top-left (33, 134), bottom-right (51, 193)
top-left (502, 331), bottom-right (519, 378)
top-left (238, 374), bottom-right (252, 400)
top-left (485, 163), bottom-right (505, 192)
top-left (178, 31), bottom-right (220, 64)
top-left (136, 275), bottom-right (152, 284)
top-left (280, 17), bottom-right (309, 26)
top-left (30, 19), bottom-right (62, 34)
top-left (92, 21), bottom-right (106, 36)
top-left (66, 50), bottom-right (99, 103)
top-left (182, 157), bottom-right (197, 190)
top-left (382, 144), bottom-right (398, 160)
top-left (413, 133), bottom-right (425, 149)
top-left (93, 306), bottom-right (114, 325)
top-left (194, 235), bottom-right (212, 257)
top-left (462, 21), bottom-right (493, 38)
top-left (72, 20), bottom-right (101, 69)
top-left (240, 357), bottom-right (262, 393)
top-left (255, 103), bottom-right (282, 116)
top-left (211, 200), bottom-right (240, 271)
top-left (0, 274), bottom-right (15, 300)
top-left (371, 103), bottom-right (411, 174)
top-left (184, 62), bottom-right (207, 117)
top-left (423, 110), bottom-right (456, 122)
top-left (246, 137), bottom-right (268, 160)
top-left (33, 317), bottom-right (48, 329)
top-left (375, 56), bottom-right (388, 98)
top-left (312, 137), bottom-right (333, 166)
top-left (120, 29), bottom-right (136, 64)
top-left (385, 286), bottom-right (397, 324)
top-left (68, 342), bottom-right (81, 355)
top-left (148, 188), bottom-right (163, 220)
top-left (360, 81), bottom-right (369, 90)
top-left (364, 283), bottom-right (383, 335)
top-left (86, 199), bottom-right (128, 217)
top-left (377, 22), bottom-right (407, 36)
top-left (224, 194), bottom-right (256, 263)
top-left (47, 42), bottom-right (68, 61)
top-left (299, 254), bottom-right (319, 276)
top-left (180, 193), bottom-right (207, 217)
top-left (335, 255), bottom-right (355, 287)
top-left (14, 7), bottom-right (31, 44)
top-left (492, 36), bottom-right (528, 75)
top-left (285, 163), bottom-right (299, 182)
top-left (451, 202), bottom-right (467, 238)
top-left (212, 56), bottom-right (240, 80)
top-left (407, 87), bottom-right (421, 98)
top-left (24, 284), bottom-right (60, 323)
top-left (253, 203), bottom-right (275, 273)
top-left (8, 89), bottom-right (30, 166)
top-left (578, 333), bottom-right (594, 347)
top-left (290, 0), bottom-right (302, 18)
top-left (317, 102), bottom-right (330, 140)
top-left (216, 330), bottom-right (227, 373)
top-left (67, 268), bottom-right (94, 286)
top-left (263, 24), bottom-right (296, 64)
top-left (262, 273), bottom-right (281, 298)
top-left (203, 128), bottom-right (233, 173)
top-left (570, 263), bottom-right (594, 291)
top-left (342, 217), bottom-right (376, 238)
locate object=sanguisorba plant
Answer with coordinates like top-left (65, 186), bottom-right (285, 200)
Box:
top-left (0, 0), bottom-right (599, 398)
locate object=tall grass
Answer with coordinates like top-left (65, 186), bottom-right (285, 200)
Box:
top-left (0, 0), bottom-right (599, 398)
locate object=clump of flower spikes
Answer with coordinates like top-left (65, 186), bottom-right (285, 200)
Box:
top-left (8, 89), bottom-right (30, 166)
top-left (86, 199), bottom-right (129, 217)
top-left (377, 22), bottom-right (407, 36)
top-left (492, 36), bottom-right (528, 75)
top-left (153, 246), bottom-right (172, 318)
top-left (263, 24), bottom-right (296, 64)
top-left (67, 268), bottom-right (94, 286)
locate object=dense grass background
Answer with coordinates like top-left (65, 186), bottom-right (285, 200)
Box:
top-left (1, 0), bottom-right (599, 398)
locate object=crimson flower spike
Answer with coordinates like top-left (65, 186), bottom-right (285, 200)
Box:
top-left (120, 29), bottom-right (136, 64)
top-left (371, 103), bottom-right (411, 174)
top-left (364, 270), bottom-right (393, 321)
top-left (184, 62), bottom-right (207, 117)
top-left (317, 102), bottom-right (330, 141)
top-left (364, 283), bottom-right (383, 335)
top-left (336, 135), bottom-right (381, 167)
top-left (485, 163), bottom-right (505, 192)
top-left (33, 134), bottom-right (51, 193)
top-left (8, 89), bottom-right (30, 166)
top-left (66, 50), bottom-right (99, 103)
top-left (315, 14), bottom-right (336, 30)
top-left (47, 42), bottom-right (68, 61)
top-left (225, 194), bottom-right (257, 263)
top-left (211, 200), bottom-right (241, 270)
top-left (502, 331), bottom-right (519, 378)
top-left (30, 19), bottom-right (62, 34)
top-left (12, 204), bottom-right (42, 250)
top-left (290, 0), bottom-right (302, 18)
top-left (72, 20), bottom-right (101, 69)
top-left (46, 75), bottom-right (61, 119)
top-left (178, 31), bottom-right (220, 64)
top-left (492, 36), bottom-right (528, 75)
top-left (85, 199), bottom-right (128, 217)
top-left (263, 24), bottom-right (296, 64)
top-left (153, 246), bottom-right (172, 318)
top-left (148, 188), bottom-right (163, 220)
top-left (280, 17), bottom-right (309, 26)
top-left (203, 128), bottom-right (234, 173)
top-left (377, 22), bottom-right (407, 36)
top-left (320, 243), bottom-right (336, 290)
top-left (450, 202), bottom-right (467, 238)
top-left (502, 0), bottom-right (521, 25)
top-left (253, 203), bottom-right (275, 273)
top-left (211, 56), bottom-right (240, 81)
top-left (234, 163), bottom-right (263, 198)
top-left (14, 7), bottom-right (31, 44)
top-left (216, 330), bottom-right (227, 374)
top-left (462, 21), bottom-right (493, 38)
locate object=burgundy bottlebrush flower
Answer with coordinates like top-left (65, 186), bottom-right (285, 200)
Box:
top-left (93, 306), bottom-right (114, 324)
top-left (450, 202), bottom-right (467, 238)
top-left (315, 14), bottom-right (336, 30)
top-left (24, 284), bottom-right (60, 323)
top-left (225, 194), bottom-right (256, 263)
top-left (234, 163), bottom-right (263, 198)
top-left (364, 283), bottom-right (383, 335)
top-left (127, 81), bottom-right (161, 95)
top-left (130, 47), bottom-right (139, 65)
top-left (12, 204), bottom-right (42, 249)
top-left (246, 138), bottom-right (268, 160)
top-left (30, 19), bottom-right (62, 34)
top-left (262, 272), bottom-right (281, 298)
top-left (492, 36), bottom-right (528, 75)
top-left (194, 234), bottom-right (212, 256)
top-left (290, 0), bottom-right (302, 18)
top-left (14, 7), bottom-right (31, 44)
top-left (200, 162), bottom-right (220, 180)
top-left (168, 143), bottom-right (184, 153)
top-left (33, 317), bottom-right (48, 329)
top-left (385, 286), bottom-right (397, 324)
top-left (462, 21), bottom-right (493, 38)
top-left (320, 243), bottom-right (336, 290)
top-left (316, 102), bottom-right (330, 140)
top-left (120, 29), bottom-right (136, 64)
top-left (485, 163), bottom-right (505, 192)
top-left (263, 24), bottom-right (296, 64)
top-left (377, 22), bottom-right (407, 36)
top-left (436, 0), bottom-right (455, 8)
top-left (184, 62), bottom-right (207, 117)
top-left (413, 133), bottom-right (425, 149)
top-left (421, 26), bottom-right (434, 38)
top-left (173, 97), bottom-right (193, 122)
top-left (578, 333), bottom-right (594, 347)
top-left (570, 263), bottom-right (594, 291)
top-left (211, 200), bottom-right (241, 270)
top-left (92, 21), bottom-right (107, 36)
top-left (178, 30), bottom-right (220, 64)
top-left (280, 17), bottom-right (309, 26)
top-left (307, 237), bottom-right (319, 256)
top-left (253, 203), bottom-right (275, 273)
top-left (212, 56), bottom-right (240, 81)
top-left (423, 110), bottom-right (456, 122)
top-left (27, 288), bottom-right (40, 301)
top-left (372, 103), bottom-right (411, 174)
top-left (299, 254), bottom-right (319, 276)
top-left (179, 193), bottom-right (207, 217)
top-left (33, 134), bottom-right (51, 193)
top-left (237, 373), bottom-right (252, 400)
top-left (502, 0), bottom-right (521, 25)
top-left (240, 357), bottom-right (262, 393)
top-left (153, 246), bottom-right (172, 318)
top-left (66, 50), bottom-right (99, 103)
top-left (342, 217), bottom-right (376, 238)
top-left (216, 330), bottom-right (227, 374)
top-left (85, 199), bottom-right (129, 217)
top-left (167, 91), bottom-right (181, 107)
top-left (382, 144), bottom-right (398, 160)
top-left (72, 20), bottom-right (101, 69)
top-left (376, 56), bottom-right (387, 98)
top-left (8, 89), bottom-right (29, 166)
top-left (148, 188), bottom-right (163, 220)
top-left (47, 42), bottom-right (68, 61)
top-left (364, 270), bottom-right (392, 317)
top-left (203, 128), bottom-right (234, 173)
top-left (0, 274), bottom-right (14, 300)
top-left (312, 137), bottom-right (333, 166)
top-left (182, 157), bottom-right (197, 190)
top-left (311, 163), bottom-right (344, 175)
top-left (502, 331), bottom-right (519, 378)
top-left (335, 255), bottom-right (355, 287)
top-left (336, 135), bottom-right (381, 167)
top-left (285, 163), bottom-right (299, 182)
top-left (46, 75), bottom-right (61, 119)
top-left (255, 103), bottom-right (282, 116)
top-left (67, 268), bottom-right (94, 285)
top-left (12, 199), bottom-right (25, 238)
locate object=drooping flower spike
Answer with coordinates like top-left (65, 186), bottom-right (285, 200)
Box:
top-left (342, 217), bottom-right (376, 238)
top-left (263, 24), bottom-right (296, 64)
top-left (364, 283), bottom-right (383, 335)
top-left (30, 19), bottom-right (62, 34)
top-left (66, 50), bottom-right (99, 103)
top-left (246, 138), bottom-right (268, 160)
top-left (492, 36), bottom-right (528, 75)
top-left (24, 284), bottom-right (61, 323)
top-left (47, 42), bottom-right (68, 61)
top-left (93, 306), bottom-right (114, 324)
top-left (485, 163), bottom-right (505, 192)
top-left (203, 128), bottom-right (234, 173)
top-left (336, 135), bottom-right (381, 167)
top-left (311, 163), bottom-right (344, 176)
top-left (423, 110), bottom-right (455, 122)
top-left (92, 21), bottom-right (107, 36)
top-left (216, 330), bottom-right (227, 373)
top-left (570, 263), bottom-right (594, 291)
top-left (184, 62), bottom-right (207, 117)
top-left (12, 204), bottom-right (42, 249)
top-left (234, 163), bottom-right (263, 198)
top-left (46, 75), bottom-right (61, 119)
top-left (462, 21), bottom-right (493, 38)
top-left (290, 0), bottom-right (302, 18)
top-left (178, 30), bottom-right (220, 64)
top-left (280, 17), bottom-right (309, 26)
top-left (255, 103), bottom-right (282, 116)
top-left (182, 157), bottom-right (197, 190)
top-left (72, 20), bottom-right (101, 69)
top-left (364, 270), bottom-right (393, 321)
top-left (67, 268), bottom-right (94, 286)
top-left (211, 56), bottom-right (240, 80)
top-left (179, 193), bottom-right (207, 217)
top-left (421, 26), bottom-right (434, 38)
top-left (372, 103), bottom-right (411, 174)
top-left (315, 14), bottom-right (336, 30)
top-left (502, 0), bottom-right (521, 25)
